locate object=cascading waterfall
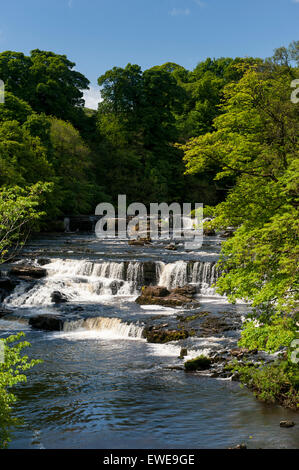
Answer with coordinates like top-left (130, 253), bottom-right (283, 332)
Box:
top-left (158, 261), bottom-right (188, 290)
top-left (4, 258), bottom-right (220, 307)
top-left (158, 260), bottom-right (219, 295)
top-left (63, 316), bottom-right (144, 339)
top-left (4, 259), bottom-right (144, 306)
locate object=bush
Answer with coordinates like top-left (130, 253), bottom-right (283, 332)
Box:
top-left (239, 316), bottom-right (297, 354)
top-left (0, 332), bottom-right (42, 447)
top-left (227, 359), bottom-right (299, 409)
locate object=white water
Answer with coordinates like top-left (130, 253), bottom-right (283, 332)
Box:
top-left (62, 316), bottom-right (144, 340)
top-left (158, 260), bottom-right (219, 295)
top-left (4, 258), bottom-right (220, 307)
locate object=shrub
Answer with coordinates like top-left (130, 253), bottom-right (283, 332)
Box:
top-left (0, 332), bottom-right (42, 447)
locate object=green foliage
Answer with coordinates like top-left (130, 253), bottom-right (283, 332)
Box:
top-left (182, 65), bottom-right (299, 315)
top-left (0, 332), bottom-right (42, 447)
top-left (48, 118), bottom-right (97, 214)
top-left (239, 317), bottom-right (297, 354)
top-left (0, 49), bottom-right (89, 124)
top-left (0, 183), bottom-right (52, 262)
top-left (227, 359), bottom-right (299, 409)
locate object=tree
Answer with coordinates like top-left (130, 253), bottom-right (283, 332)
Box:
top-left (182, 65), bottom-right (299, 317)
top-left (0, 332), bottom-right (42, 447)
top-left (49, 118), bottom-right (96, 214)
top-left (0, 183), bottom-right (51, 263)
top-left (0, 50), bottom-right (90, 124)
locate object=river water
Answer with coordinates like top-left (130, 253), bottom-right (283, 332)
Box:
top-left (0, 234), bottom-right (298, 449)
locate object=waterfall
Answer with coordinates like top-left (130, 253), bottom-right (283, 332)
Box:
top-left (158, 261), bottom-right (188, 290)
top-left (4, 258), bottom-right (221, 307)
top-left (158, 260), bottom-right (219, 295)
top-left (4, 259), bottom-right (145, 306)
top-left (63, 316), bottom-right (144, 339)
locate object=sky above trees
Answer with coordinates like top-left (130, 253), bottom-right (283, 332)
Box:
top-left (1, 0), bottom-right (299, 108)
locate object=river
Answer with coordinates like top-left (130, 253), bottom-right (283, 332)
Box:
top-left (0, 233), bottom-right (298, 449)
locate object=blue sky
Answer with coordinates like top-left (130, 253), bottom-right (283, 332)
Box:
top-left (1, 0), bottom-right (298, 108)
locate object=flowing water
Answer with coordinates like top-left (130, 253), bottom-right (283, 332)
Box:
top-left (0, 234), bottom-right (298, 449)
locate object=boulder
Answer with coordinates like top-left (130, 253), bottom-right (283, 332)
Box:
top-left (136, 284), bottom-right (198, 307)
top-left (29, 314), bottom-right (64, 331)
top-left (280, 421), bottom-right (295, 428)
top-left (143, 327), bottom-right (189, 343)
top-left (184, 355), bottom-right (212, 371)
top-left (51, 291), bottom-right (68, 304)
top-left (10, 265), bottom-right (47, 279)
top-left (172, 285), bottom-right (196, 297)
top-left (200, 316), bottom-right (236, 335)
top-left (165, 244), bottom-right (177, 251)
top-left (141, 286), bottom-right (170, 298)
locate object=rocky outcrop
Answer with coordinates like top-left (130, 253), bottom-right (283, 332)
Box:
top-left (10, 265), bottom-right (47, 279)
top-left (200, 316), bottom-right (238, 336)
top-left (141, 286), bottom-right (170, 297)
top-left (29, 314), bottom-right (64, 331)
top-left (136, 284), bottom-right (198, 307)
top-left (143, 325), bottom-right (190, 343)
top-left (184, 355), bottom-right (212, 371)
